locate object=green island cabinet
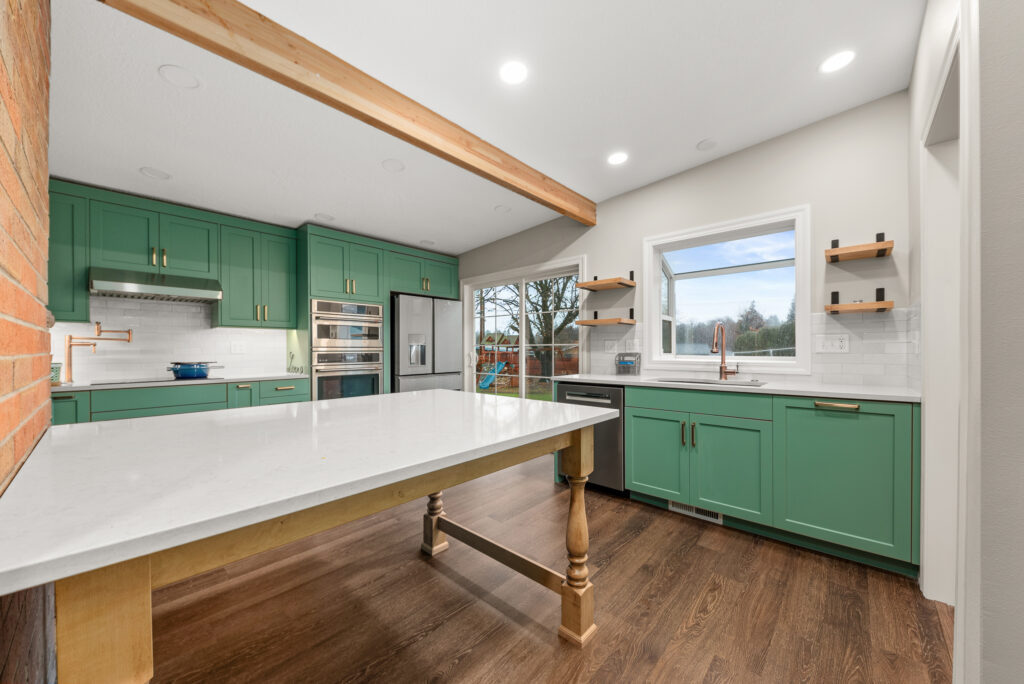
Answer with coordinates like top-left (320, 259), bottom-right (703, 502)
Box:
top-left (386, 251), bottom-right (459, 299)
top-left (625, 387), bottom-right (773, 525)
top-left (217, 226), bottom-right (297, 328)
top-left (307, 233), bottom-right (384, 303)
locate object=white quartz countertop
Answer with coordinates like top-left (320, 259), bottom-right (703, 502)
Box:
top-left (50, 373), bottom-right (308, 392)
top-left (0, 390), bottom-right (616, 595)
top-left (556, 374), bottom-right (921, 403)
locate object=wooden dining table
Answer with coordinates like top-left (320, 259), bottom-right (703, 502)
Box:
top-left (0, 389), bottom-right (616, 682)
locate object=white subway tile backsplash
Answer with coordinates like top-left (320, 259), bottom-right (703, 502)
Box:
top-left (51, 297), bottom-right (288, 384)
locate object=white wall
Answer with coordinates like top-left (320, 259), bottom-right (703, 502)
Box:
top-left (50, 297), bottom-right (289, 384)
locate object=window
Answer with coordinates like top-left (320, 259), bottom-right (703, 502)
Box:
top-left (644, 207), bottom-right (810, 373)
top-left (472, 272), bottom-right (579, 400)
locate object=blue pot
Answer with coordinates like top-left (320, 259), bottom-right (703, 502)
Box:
top-left (167, 362), bottom-right (220, 379)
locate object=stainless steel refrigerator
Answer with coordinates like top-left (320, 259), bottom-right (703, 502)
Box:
top-left (392, 294), bottom-right (463, 392)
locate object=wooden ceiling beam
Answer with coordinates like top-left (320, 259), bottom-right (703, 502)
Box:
top-left (98, 0), bottom-right (598, 226)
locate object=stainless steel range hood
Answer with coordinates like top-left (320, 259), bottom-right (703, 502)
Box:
top-left (89, 268), bottom-right (223, 303)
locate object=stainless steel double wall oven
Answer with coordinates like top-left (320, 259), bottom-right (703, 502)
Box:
top-left (310, 299), bottom-right (384, 400)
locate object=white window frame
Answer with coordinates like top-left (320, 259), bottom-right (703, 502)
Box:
top-left (642, 205), bottom-right (811, 375)
top-left (460, 255), bottom-right (587, 393)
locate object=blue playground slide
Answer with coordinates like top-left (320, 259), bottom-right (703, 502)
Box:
top-left (478, 361), bottom-right (507, 389)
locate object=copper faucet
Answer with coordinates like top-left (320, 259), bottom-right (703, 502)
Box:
top-left (710, 322), bottom-right (738, 381)
top-left (63, 322), bottom-right (133, 384)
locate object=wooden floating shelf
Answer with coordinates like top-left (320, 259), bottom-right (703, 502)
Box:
top-left (576, 277), bottom-right (637, 292)
top-left (825, 240), bottom-right (894, 263)
top-left (825, 301), bottom-right (895, 315)
top-left (578, 318), bottom-right (637, 327)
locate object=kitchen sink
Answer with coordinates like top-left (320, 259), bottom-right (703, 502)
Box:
top-left (654, 378), bottom-right (767, 387)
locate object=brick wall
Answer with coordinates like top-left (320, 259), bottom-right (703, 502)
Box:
top-left (0, 0), bottom-right (53, 682)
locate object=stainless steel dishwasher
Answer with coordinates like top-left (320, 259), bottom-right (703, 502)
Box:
top-left (556, 383), bottom-right (624, 490)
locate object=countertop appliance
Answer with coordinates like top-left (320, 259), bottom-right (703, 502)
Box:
top-left (556, 383), bottom-right (624, 490)
top-left (392, 294), bottom-right (463, 392)
top-left (615, 352), bottom-right (641, 375)
top-left (311, 300), bottom-right (384, 400)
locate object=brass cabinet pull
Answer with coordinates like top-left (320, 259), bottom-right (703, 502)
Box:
top-left (681, 422), bottom-right (686, 446)
top-left (421, 277), bottom-right (426, 291)
top-left (236, 384), bottom-right (251, 389)
top-left (162, 248), bottom-right (167, 267)
top-left (814, 401), bottom-right (861, 411)
top-left (352, 279), bottom-right (356, 294)
top-left (691, 421), bottom-right (696, 446)
top-left (426, 278), bottom-right (430, 291)
top-left (345, 278), bottom-right (350, 294)
top-left (151, 247), bottom-right (156, 266)
top-left (264, 304), bottom-right (269, 320)
top-left (276, 385), bottom-right (295, 391)
top-left (255, 304), bottom-right (261, 321)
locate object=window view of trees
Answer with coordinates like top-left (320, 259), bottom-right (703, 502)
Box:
top-left (675, 297), bottom-right (796, 357)
top-left (473, 274), bottom-right (579, 400)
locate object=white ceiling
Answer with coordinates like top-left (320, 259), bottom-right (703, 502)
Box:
top-left (50, 0), bottom-right (926, 255)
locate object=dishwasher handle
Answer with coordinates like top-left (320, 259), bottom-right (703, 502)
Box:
top-left (563, 392), bottom-right (613, 405)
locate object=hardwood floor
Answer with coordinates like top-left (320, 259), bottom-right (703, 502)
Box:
top-left (152, 457), bottom-right (953, 683)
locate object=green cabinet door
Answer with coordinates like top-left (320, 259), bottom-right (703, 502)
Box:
top-left (89, 201), bottom-right (159, 272)
top-left (423, 259), bottom-right (458, 299)
top-left (158, 214), bottom-right (219, 278)
top-left (625, 407), bottom-right (690, 502)
top-left (347, 243), bottom-right (384, 302)
top-left (48, 193), bottom-right (90, 322)
top-left (773, 397), bottom-right (913, 561)
top-left (219, 226), bottom-right (261, 327)
top-left (261, 233), bottom-right (297, 328)
top-left (690, 414), bottom-right (772, 524)
top-left (51, 392), bottom-right (90, 425)
top-left (387, 252), bottom-right (427, 294)
top-left (308, 235), bottom-right (348, 298)
top-left (227, 382), bottom-right (258, 408)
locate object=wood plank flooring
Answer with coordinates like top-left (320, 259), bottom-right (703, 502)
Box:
top-left (151, 456), bottom-right (954, 683)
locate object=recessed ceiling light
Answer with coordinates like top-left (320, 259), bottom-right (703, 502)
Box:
top-left (695, 138), bottom-right (717, 152)
top-left (819, 50), bottom-right (856, 74)
top-left (420, 239), bottom-right (436, 247)
top-left (607, 151), bottom-right (629, 166)
top-left (138, 166), bottom-right (171, 180)
top-left (314, 212), bottom-right (335, 222)
top-left (493, 204), bottom-right (512, 214)
top-left (157, 64), bottom-right (200, 89)
top-left (381, 158), bottom-right (406, 173)
top-left (499, 61), bottom-right (528, 85)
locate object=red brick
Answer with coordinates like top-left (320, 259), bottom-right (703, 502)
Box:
top-left (0, 359), bottom-right (13, 395)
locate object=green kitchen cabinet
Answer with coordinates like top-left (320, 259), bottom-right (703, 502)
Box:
top-left (217, 227), bottom-right (296, 329)
top-left (690, 414), bottom-right (772, 524)
top-left (158, 214), bottom-right (219, 279)
top-left (259, 378), bottom-right (310, 403)
top-left (91, 402), bottom-right (227, 422)
top-left (261, 233), bottom-right (297, 327)
top-left (51, 392), bottom-right (90, 425)
top-left (308, 235), bottom-right (384, 303)
top-left (423, 259), bottom-right (458, 299)
top-left (386, 252), bottom-right (459, 299)
top-left (47, 193), bottom-right (90, 322)
top-left (772, 397), bottom-right (913, 561)
top-left (625, 407), bottom-right (690, 503)
top-left (346, 243), bottom-right (384, 302)
top-left (227, 381), bottom-right (258, 408)
top-left (89, 201), bottom-right (160, 273)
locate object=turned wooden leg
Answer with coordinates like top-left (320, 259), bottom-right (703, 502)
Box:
top-left (421, 491), bottom-right (450, 556)
top-left (558, 427), bottom-right (597, 646)
top-left (54, 556), bottom-right (154, 683)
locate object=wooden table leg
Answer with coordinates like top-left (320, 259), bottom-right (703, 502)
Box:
top-left (54, 556), bottom-right (154, 683)
top-left (421, 490), bottom-right (450, 556)
top-left (558, 426), bottom-right (597, 647)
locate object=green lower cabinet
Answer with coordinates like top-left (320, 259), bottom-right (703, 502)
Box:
top-left (227, 382), bottom-right (258, 408)
top-left (51, 392), bottom-right (90, 425)
top-left (91, 402), bottom-right (227, 422)
top-left (48, 193), bottom-right (90, 322)
top-left (259, 378), bottom-right (310, 404)
top-left (690, 414), bottom-right (772, 524)
top-left (772, 397), bottom-right (913, 561)
top-left (625, 407), bottom-right (689, 502)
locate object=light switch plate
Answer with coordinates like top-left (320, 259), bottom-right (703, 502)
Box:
top-left (230, 341), bottom-right (246, 354)
top-left (814, 334), bottom-right (849, 353)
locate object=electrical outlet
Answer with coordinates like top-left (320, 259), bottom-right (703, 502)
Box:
top-left (230, 341), bottom-right (246, 354)
top-left (814, 334), bottom-right (849, 353)
top-left (604, 341), bottom-right (616, 353)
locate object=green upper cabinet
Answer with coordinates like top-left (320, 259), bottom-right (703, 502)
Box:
top-left (90, 201), bottom-right (160, 272)
top-left (48, 193), bottom-right (90, 321)
top-left (261, 233), bottom-right (297, 327)
top-left (308, 234), bottom-right (348, 299)
top-left (772, 397), bottom-right (913, 561)
top-left (347, 243), bottom-right (383, 302)
top-left (386, 252), bottom-right (459, 299)
top-left (219, 226), bottom-right (261, 327)
top-left (158, 214), bottom-right (219, 279)
top-left (690, 414), bottom-right (772, 524)
top-left (625, 407), bottom-right (690, 503)
top-left (217, 226), bottom-right (296, 329)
